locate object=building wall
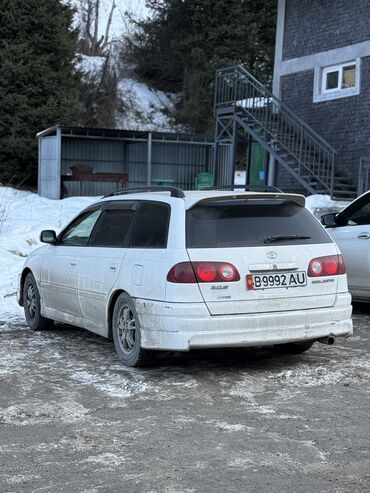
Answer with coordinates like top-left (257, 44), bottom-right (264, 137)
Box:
top-left (276, 56), bottom-right (370, 192)
top-left (283, 0), bottom-right (370, 60)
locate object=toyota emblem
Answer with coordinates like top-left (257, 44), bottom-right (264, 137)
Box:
top-left (266, 251), bottom-right (277, 259)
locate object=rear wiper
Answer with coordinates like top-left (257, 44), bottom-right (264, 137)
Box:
top-left (264, 234), bottom-right (311, 244)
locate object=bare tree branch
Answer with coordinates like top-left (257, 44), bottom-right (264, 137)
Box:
top-left (85, 0), bottom-right (94, 47)
top-left (101, 0), bottom-right (116, 53)
top-left (93, 0), bottom-right (100, 53)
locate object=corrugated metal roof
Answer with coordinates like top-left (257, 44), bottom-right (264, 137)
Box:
top-left (37, 125), bottom-right (213, 143)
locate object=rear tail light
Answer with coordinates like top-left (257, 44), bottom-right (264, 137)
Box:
top-left (307, 254), bottom-right (346, 277)
top-left (166, 262), bottom-right (197, 283)
top-left (196, 262), bottom-right (217, 282)
top-left (167, 262), bottom-right (240, 283)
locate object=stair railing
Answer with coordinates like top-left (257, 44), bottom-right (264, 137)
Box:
top-left (215, 65), bottom-right (336, 194)
top-left (358, 157), bottom-right (370, 196)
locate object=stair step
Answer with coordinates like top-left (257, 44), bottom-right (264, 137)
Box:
top-left (332, 190), bottom-right (357, 197)
top-left (334, 177), bottom-right (355, 184)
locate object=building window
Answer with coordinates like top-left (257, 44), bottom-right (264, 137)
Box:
top-left (314, 59), bottom-right (360, 103)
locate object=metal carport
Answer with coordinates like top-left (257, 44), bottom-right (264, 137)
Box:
top-left (37, 125), bottom-right (221, 199)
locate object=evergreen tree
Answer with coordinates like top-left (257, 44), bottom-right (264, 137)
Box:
top-left (127, 0), bottom-right (277, 133)
top-left (0, 0), bottom-right (79, 183)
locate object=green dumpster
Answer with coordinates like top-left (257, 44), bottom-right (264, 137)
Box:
top-left (195, 172), bottom-right (214, 190)
top-left (152, 179), bottom-right (175, 186)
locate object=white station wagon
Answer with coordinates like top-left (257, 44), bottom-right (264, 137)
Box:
top-left (18, 187), bottom-right (353, 366)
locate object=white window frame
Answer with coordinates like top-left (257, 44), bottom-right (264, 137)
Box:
top-left (313, 58), bottom-right (361, 103)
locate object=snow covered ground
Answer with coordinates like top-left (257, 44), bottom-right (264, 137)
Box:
top-left (117, 77), bottom-right (176, 131)
top-left (0, 186), bottom-right (348, 323)
top-left (76, 54), bottom-right (177, 132)
top-left (0, 188), bottom-right (97, 322)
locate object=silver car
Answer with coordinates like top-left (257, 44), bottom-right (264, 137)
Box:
top-left (321, 190), bottom-right (370, 301)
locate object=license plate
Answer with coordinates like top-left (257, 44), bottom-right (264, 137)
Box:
top-left (246, 271), bottom-right (307, 290)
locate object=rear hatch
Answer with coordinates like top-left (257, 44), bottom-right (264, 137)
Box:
top-left (186, 196), bottom-right (339, 315)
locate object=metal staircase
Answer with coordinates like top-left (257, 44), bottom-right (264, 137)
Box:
top-left (214, 65), bottom-right (357, 199)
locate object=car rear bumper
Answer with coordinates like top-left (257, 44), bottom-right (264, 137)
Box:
top-left (135, 293), bottom-right (353, 351)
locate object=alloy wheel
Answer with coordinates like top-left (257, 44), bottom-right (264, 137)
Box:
top-left (26, 284), bottom-right (37, 320)
top-left (117, 305), bottom-right (136, 355)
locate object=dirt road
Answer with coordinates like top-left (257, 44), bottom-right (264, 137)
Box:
top-left (1, 305), bottom-right (369, 492)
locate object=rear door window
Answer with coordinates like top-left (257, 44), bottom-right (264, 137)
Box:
top-left (130, 202), bottom-right (170, 248)
top-left (89, 201), bottom-right (138, 247)
top-left (186, 199), bottom-right (332, 248)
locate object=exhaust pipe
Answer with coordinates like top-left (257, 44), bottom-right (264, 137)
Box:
top-left (318, 336), bottom-right (335, 345)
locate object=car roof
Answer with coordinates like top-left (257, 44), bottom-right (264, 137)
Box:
top-left (98, 190), bottom-right (306, 209)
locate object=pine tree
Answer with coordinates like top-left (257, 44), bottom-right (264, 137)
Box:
top-left (127, 0), bottom-right (277, 133)
top-left (0, 0), bottom-right (79, 184)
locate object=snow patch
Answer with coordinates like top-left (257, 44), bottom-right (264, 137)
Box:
top-left (70, 369), bottom-right (151, 398)
top-left (76, 54), bottom-right (106, 74)
top-left (117, 78), bottom-right (176, 131)
top-left (0, 400), bottom-right (89, 426)
top-left (83, 452), bottom-right (126, 468)
top-left (215, 422), bottom-right (248, 432)
top-left (0, 187), bottom-right (97, 322)
top-left (305, 194), bottom-right (348, 215)
top-left (3, 473), bottom-right (42, 486)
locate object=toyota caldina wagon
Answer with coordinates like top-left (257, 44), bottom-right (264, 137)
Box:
top-left (18, 187), bottom-right (353, 366)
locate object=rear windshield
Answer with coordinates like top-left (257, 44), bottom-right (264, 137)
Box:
top-left (186, 199), bottom-right (332, 248)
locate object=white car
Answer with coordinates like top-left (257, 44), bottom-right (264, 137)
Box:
top-left (321, 190), bottom-right (370, 301)
top-left (18, 187), bottom-right (353, 367)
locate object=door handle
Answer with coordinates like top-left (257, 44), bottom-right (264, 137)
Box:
top-left (109, 264), bottom-right (117, 271)
top-left (357, 233), bottom-right (370, 240)
top-left (70, 262), bottom-right (77, 266)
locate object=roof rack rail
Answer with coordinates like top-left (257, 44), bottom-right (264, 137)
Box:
top-left (199, 185), bottom-right (283, 193)
top-left (103, 186), bottom-right (185, 198)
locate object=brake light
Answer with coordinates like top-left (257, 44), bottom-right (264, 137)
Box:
top-left (167, 262), bottom-right (240, 283)
top-left (196, 262), bottom-right (217, 282)
top-left (166, 262), bottom-right (197, 283)
top-left (307, 254), bottom-right (346, 277)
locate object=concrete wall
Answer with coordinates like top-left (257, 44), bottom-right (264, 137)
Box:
top-left (283, 0), bottom-right (370, 61)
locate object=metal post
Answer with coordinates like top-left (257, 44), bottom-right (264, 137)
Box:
top-left (37, 136), bottom-right (41, 196)
top-left (267, 155), bottom-right (276, 187)
top-left (229, 119), bottom-right (238, 187)
top-left (358, 157), bottom-right (364, 196)
top-left (147, 131), bottom-right (152, 186)
top-left (233, 67), bottom-right (238, 111)
top-left (298, 125), bottom-right (303, 174)
top-left (246, 134), bottom-right (252, 186)
top-left (123, 142), bottom-right (128, 187)
top-left (213, 117), bottom-right (220, 185)
top-left (56, 126), bottom-right (62, 199)
top-left (330, 151), bottom-right (335, 197)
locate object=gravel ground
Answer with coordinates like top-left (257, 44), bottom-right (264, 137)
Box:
top-left (0, 305), bottom-right (369, 493)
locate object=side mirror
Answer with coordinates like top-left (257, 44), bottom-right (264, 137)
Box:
top-left (320, 213), bottom-right (338, 228)
top-left (40, 230), bottom-right (57, 244)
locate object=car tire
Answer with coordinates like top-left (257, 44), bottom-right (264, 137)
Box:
top-left (23, 272), bottom-right (54, 330)
top-left (112, 293), bottom-right (153, 367)
top-left (274, 341), bottom-right (314, 354)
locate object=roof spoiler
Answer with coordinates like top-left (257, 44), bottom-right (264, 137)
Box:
top-left (188, 193), bottom-right (306, 209)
